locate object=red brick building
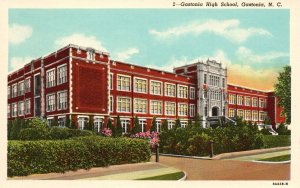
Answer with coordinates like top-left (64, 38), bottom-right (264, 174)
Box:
top-left (7, 44), bottom-right (285, 133)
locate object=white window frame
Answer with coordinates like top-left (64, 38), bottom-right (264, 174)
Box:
top-left (228, 108), bottom-right (235, 118)
top-left (178, 103), bottom-right (188, 116)
top-left (259, 99), bottom-right (265, 108)
top-left (139, 119), bottom-right (147, 132)
top-left (181, 121), bottom-right (188, 128)
top-left (109, 73), bottom-right (113, 90)
top-left (150, 80), bottom-right (162, 96)
top-left (245, 110), bottom-right (251, 120)
top-left (46, 93), bottom-right (56, 112)
top-left (252, 97), bottom-right (258, 107)
top-left (150, 100), bottom-right (162, 115)
top-left (47, 117), bottom-right (54, 127)
top-left (12, 84), bottom-right (17, 98)
top-left (87, 50), bottom-right (95, 60)
top-left (168, 121), bottom-right (175, 130)
top-left (245, 96), bottom-right (251, 106)
top-left (117, 97), bottom-right (131, 113)
top-left (57, 90), bottom-right (67, 110)
top-left (12, 103), bottom-right (17, 117)
top-left (177, 85), bottom-right (188, 99)
top-left (94, 117), bottom-right (104, 133)
top-left (18, 101), bottom-right (24, 116)
top-left (190, 87), bottom-right (195, 99)
top-left (155, 120), bottom-right (161, 132)
top-left (57, 64), bottom-right (67, 85)
top-left (78, 116), bottom-right (89, 130)
top-left (259, 111), bottom-right (266, 121)
top-left (134, 98), bottom-right (147, 114)
top-left (134, 77), bottom-right (147, 94)
top-left (58, 116), bottom-right (66, 128)
top-left (7, 104), bottom-right (11, 117)
top-left (8, 86), bottom-right (11, 99)
top-left (252, 110), bottom-right (258, 121)
top-left (46, 68), bottom-right (56, 88)
top-left (25, 77), bottom-right (31, 93)
top-left (165, 83), bottom-right (176, 97)
top-left (109, 96), bottom-right (113, 112)
top-left (25, 98), bottom-right (31, 114)
top-left (121, 119), bottom-right (130, 133)
top-left (237, 109), bottom-right (244, 118)
top-left (229, 94), bottom-right (235, 104)
top-left (18, 81), bottom-right (24, 96)
top-left (190, 104), bottom-right (195, 117)
top-left (237, 95), bottom-right (243, 105)
top-left (165, 101), bottom-right (176, 116)
top-left (117, 74), bottom-right (131, 92)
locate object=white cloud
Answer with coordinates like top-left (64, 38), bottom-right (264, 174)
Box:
top-left (115, 48), bottom-right (139, 61)
top-left (9, 24), bottom-right (33, 45)
top-left (149, 19), bottom-right (271, 43)
top-left (236, 46), bottom-right (289, 63)
top-left (54, 33), bottom-right (107, 52)
top-left (10, 57), bottom-right (33, 71)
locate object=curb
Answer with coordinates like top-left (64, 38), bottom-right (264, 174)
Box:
top-left (252, 160), bottom-right (291, 164)
top-left (159, 153), bottom-right (211, 160)
top-left (178, 171), bottom-right (187, 181)
top-left (212, 146), bottom-right (290, 160)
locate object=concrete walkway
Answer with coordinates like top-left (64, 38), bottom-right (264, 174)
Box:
top-left (227, 150), bottom-right (290, 161)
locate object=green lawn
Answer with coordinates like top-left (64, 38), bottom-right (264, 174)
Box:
top-left (258, 154), bottom-right (291, 162)
top-left (137, 171), bottom-right (185, 180)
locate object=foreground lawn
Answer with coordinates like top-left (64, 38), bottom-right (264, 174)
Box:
top-left (259, 154), bottom-right (291, 162)
top-left (137, 171), bottom-right (185, 180)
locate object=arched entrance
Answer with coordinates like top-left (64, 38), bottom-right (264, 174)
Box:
top-left (212, 106), bottom-right (219, 116)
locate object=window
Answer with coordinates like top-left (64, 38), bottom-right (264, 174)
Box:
top-left (245, 110), bottom-right (251, 120)
top-left (229, 94), bottom-right (235, 104)
top-left (190, 87), bottom-right (195, 99)
top-left (209, 75), bottom-right (220, 86)
top-left (168, 121), bottom-right (175, 129)
top-left (210, 90), bottom-right (221, 100)
top-left (25, 99), bottom-right (30, 114)
top-left (18, 81), bottom-right (24, 96)
top-left (46, 69), bottom-right (56, 88)
top-left (7, 104), bottom-right (10, 117)
top-left (139, 119), bottom-right (146, 132)
top-left (25, 78), bottom-right (30, 93)
top-left (165, 102), bottom-right (176, 116)
top-left (259, 99), bottom-right (265, 108)
top-left (87, 50), bottom-right (95, 60)
top-left (109, 74), bottom-right (113, 90)
top-left (237, 95), bottom-right (243, 105)
top-left (121, 119), bottom-right (130, 133)
top-left (94, 117), bottom-right (103, 133)
top-left (181, 121), bottom-right (187, 128)
top-left (109, 96), bottom-right (113, 112)
top-left (252, 97), bottom-right (258, 107)
top-left (259, 111), bottom-right (266, 121)
top-left (8, 86), bottom-right (11, 99)
top-left (117, 97), bottom-right (131, 113)
top-left (134, 98), bottom-right (147, 113)
top-left (150, 81), bottom-right (162, 95)
top-left (165, 83), bottom-right (176, 97)
top-left (12, 84), bottom-right (17, 98)
top-left (18, 101), bottom-right (24, 116)
top-left (252, 111), bottom-right (258, 121)
top-left (178, 103), bottom-right (188, 116)
top-left (237, 109), bottom-right (244, 119)
top-left (150, 100), bottom-right (162, 115)
top-left (134, 77), bottom-right (147, 93)
top-left (47, 118), bottom-right (54, 126)
top-left (245, 97), bottom-right (251, 106)
top-left (46, 94), bottom-right (56, 112)
top-left (78, 117), bottom-right (88, 130)
top-left (204, 74), bottom-right (207, 84)
top-left (190, 104), bottom-right (195, 117)
top-left (178, 85), bottom-right (188, 98)
top-left (155, 120), bottom-right (161, 132)
top-left (12, 103), bottom-right (17, 117)
top-left (229, 109), bottom-right (235, 118)
top-left (57, 91), bottom-right (67, 110)
top-left (117, 75), bottom-right (131, 91)
top-left (58, 116), bottom-right (66, 128)
top-left (57, 65), bottom-right (67, 85)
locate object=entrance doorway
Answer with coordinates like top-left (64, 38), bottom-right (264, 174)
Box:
top-left (212, 106), bottom-right (219, 116)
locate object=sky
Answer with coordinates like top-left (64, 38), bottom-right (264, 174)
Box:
top-left (8, 9), bottom-right (290, 90)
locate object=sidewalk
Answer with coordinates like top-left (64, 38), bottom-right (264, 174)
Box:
top-left (9, 162), bottom-right (181, 180)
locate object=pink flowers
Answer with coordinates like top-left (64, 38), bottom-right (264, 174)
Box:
top-left (101, 128), bottom-right (112, 137)
top-left (131, 131), bottom-right (159, 148)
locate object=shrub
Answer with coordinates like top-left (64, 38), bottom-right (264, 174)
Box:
top-left (260, 128), bottom-right (272, 135)
top-left (8, 136), bottom-right (151, 177)
top-left (19, 127), bottom-right (49, 141)
top-left (276, 123), bottom-right (290, 135)
top-left (262, 135), bottom-right (291, 148)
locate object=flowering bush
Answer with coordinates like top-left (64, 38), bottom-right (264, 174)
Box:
top-left (101, 128), bottom-right (112, 137)
top-left (131, 131), bottom-right (159, 148)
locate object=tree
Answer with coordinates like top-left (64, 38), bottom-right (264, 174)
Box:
top-left (86, 115), bottom-right (94, 131)
top-left (150, 116), bottom-right (157, 132)
top-left (65, 115), bottom-right (71, 128)
top-left (274, 65), bottom-right (291, 124)
top-left (194, 113), bottom-right (202, 128)
top-left (187, 119), bottom-right (193, 129)
top-left (175, 118), bottom-right (181, 129)
top-left (161, 119), bottom-right (168, 132)
top-left (52, 118), bottom-right (59, 127)
top-left (263, 115), bottom-right (272, 125)
top-left (69, 115), bottom-right (76, 129)
top-left (131, 116), bottom-right (141, 134)
top-left (114, 115), bottom-right (123, 137)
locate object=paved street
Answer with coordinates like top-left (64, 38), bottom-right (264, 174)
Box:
top-left (152, 155), bottom-right (290, 180)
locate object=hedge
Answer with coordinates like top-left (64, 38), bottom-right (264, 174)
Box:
top-left (262, 135), bottom-right (291, 148)
top-left (7, 136), bottom-right (151, 177)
